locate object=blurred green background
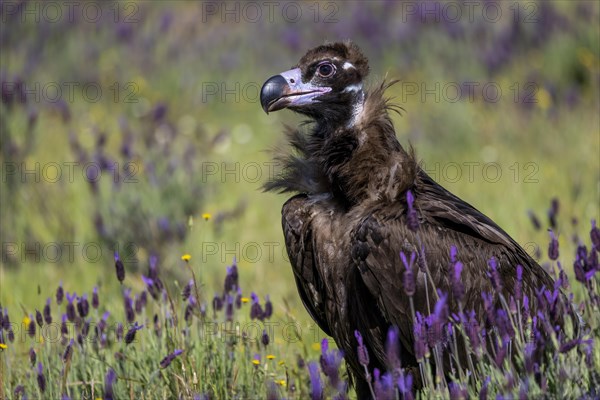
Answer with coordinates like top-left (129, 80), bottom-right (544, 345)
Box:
top-left (1, 0), bottom-right (599, 344)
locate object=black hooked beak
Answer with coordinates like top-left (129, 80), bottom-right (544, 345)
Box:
top-left (260, 68), bottom-right (331, 114)
top-left (260, 75), bottom-right (289, 113)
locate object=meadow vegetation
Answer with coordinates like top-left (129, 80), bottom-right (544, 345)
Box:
top-left (1, 1), bottom-right (598, 398)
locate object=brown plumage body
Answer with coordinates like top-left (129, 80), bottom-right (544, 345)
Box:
top-left (260, 42), bottom-right (570, 397)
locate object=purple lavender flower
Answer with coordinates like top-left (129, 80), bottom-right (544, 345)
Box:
top-left (385, 326), bottom-right (400, 370)
top-left (185, 296), bottom-right (197, 324)
top-left (372, 369), bottom-right (393, 400)
top-left (43, 298), bottom-right (52, 324)
top-left (225, 295), bottom-right (234, 322)
top-left (56, 281), bottom-right (64, 305)
top-left (212, 293), bottom-right (224, 315)
top-left (224, 261), bottom-right (239, 293)
top-left (261, 329), bottom-right (270, 347)
top-left (98, 311), bottom-right (110, 334)
top-left (29, 346), bottom-right (36, 366)
top-left (61, 314), bottom-right (68, 337)
top-left (140, 291), bottom-right (148, 308)
top-left (426, 293), bottom-right (448, 347)
top-left (527, 210), bottom-right (541, 231)
top-left (515, 265), bottom-right (523, 301)
top-left (413, 312), bottom-right (427, 359)
top-left (27, 314), bottom-right (36, 338)
top-left (264, 295), bottom-right (273, 319)
top-left (160, 349), bottom-right (183, 368)
top-left (524, 342), bottom-right (536, 374)
top-left (13, 385), bottom-right (25, 398)
top-left (114, 252), bottom-right (125, 284)
top-left (35, 309), bottom-right (43, 328)
top-left (495, 309), bottom-right (515, 340)
top-left (66, 292), bottom-right (77, 322)
top-left (406, 190), bottom-right (419, 231)
top-left (451, 253), bottom-right (464, 303)
top-left (250, 292), bottom-right (263, 320)
top-left (2, 308), bottom-right (10, 330)
top-left (548, 230), bottom-right (559, 260)
top-left (319, 338), bottom-right (343, 389)
top-left (92, 287), bottom-right (99, 309)
top-left (465, 310), bottom-right (482, 356)
top-left (77, 294), bottom-right (89, 318)
top-left (116, 323), bottom-right (124, 342)
top-left (124, 322), bottom-right (143, 345)
top-left (574, 244), bottom-right (593, 282)
top-left (397, 373), bottom-right (413, 400)
top-left (308, 362), bottom-right (323, 400)
top-left (548, 198), bottom-right (559, 229)
top-left (148, 255), bottom-right (159, 279)
top-left (82, 319), bottom-right (91, 337)
top-left (591, 219), bottom-right (600, 251)
top-left (145, 258), bottom-right (164, 301)
top-left (37, 362), bottom-right (46, 393)
top-left (494, 337), bottom-right (510, 367)
top-left (523, 295), bottom-right (530, 323)
top-left (182, 279), bottom-right (193, 301)
top-left (487, 258), bottom-right (502, 292)
top-left (354, 330), bottom-right (369, 367)
top-left (134, 294), bottom-right (143, 315)
top-left (449, 382), bottom-right (467, 400)
top-left (104, 368), bottom-right (116, 400)
top-left (235, 288), bottom-right (242, 309)
top-left (482, 292), bottom-right (496, 326)
top-left (63, 339), bottom-right (74, 363)
top-left (123, 289), bottom-right (135, 323)
top-left (401, 251), bottom-right (416, 296)
top-left (479, 376), bottom-right (490, 400)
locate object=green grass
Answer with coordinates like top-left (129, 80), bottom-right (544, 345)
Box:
top-left (1, 1), bottom-right (599, 398)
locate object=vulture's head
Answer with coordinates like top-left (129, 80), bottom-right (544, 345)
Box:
top-left (260, 42), bottom-right (369, 124)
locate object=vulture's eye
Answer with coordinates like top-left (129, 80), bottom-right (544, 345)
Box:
top-left (316, 62), bottom-right (335, 78)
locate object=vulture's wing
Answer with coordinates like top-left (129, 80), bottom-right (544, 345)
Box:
top-left (282, 194), bottom-right (332, 336)
top-left (350, 170), bottom-right (554, 357)
top-left (415, 171), bottom-right (554, 292)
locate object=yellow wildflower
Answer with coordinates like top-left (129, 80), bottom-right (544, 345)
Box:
top-left (535, 87), bottom-right (552, 111)
top-left (276, 380), bottom-right (286, 387)
top-left (0, 343), bottom-right (7, 350)
top-left (181, 254), bottom-right (191, 262)
top-left (278, 360), bottom-right (285, 366)
top-left (202, 213), bottom-right (212, 221)
top-left (266, 354), bottom-right (275, 360)
top-left (22, 315), bottom-right (31, 326)
top-left (241, 297), bottom-right (250, 304)
top-left (251, 359), bottom-right (260, 365)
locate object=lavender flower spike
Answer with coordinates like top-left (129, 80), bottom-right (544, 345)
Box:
top-left (406, 190), bottom-right (419, 231)
top-left (41, 298), bottom-right (51, 325)
top-left (354, 330), bottom-right (370, 367)
top-left (160, 349), bottom-right (184, 368)
top-left (124, 322), bottom-right (143, 345)
top-left (104, 368), bottom-right (117, 400)
top-left (590, 219), bottom-right (600, 251)
top-left (308, 362), bottom-right (323, 400)
top-left (548, 229), bottom-right (559, 260)
top-left (37, 362), bottom-right (46, 393)
top-left (401, 251), bottom-right (416, 296)
top-left (114, 252), bottom-right (125, 284)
